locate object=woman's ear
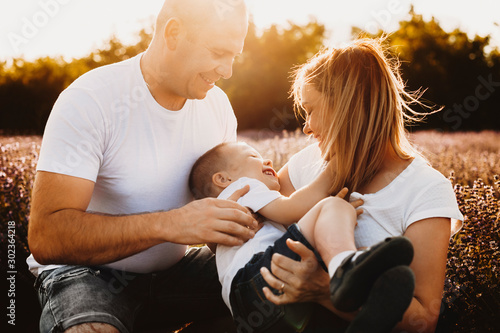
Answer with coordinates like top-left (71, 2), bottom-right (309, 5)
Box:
top-left (213, 171), bottom-right (232, 188)
top-left (163, 17), bottom-right (182, 50)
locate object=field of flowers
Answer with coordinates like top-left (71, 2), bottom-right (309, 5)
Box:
top-left (241, 129), bottom-right (500, 332)
top-left (1, 130), bottom-right (499, 332)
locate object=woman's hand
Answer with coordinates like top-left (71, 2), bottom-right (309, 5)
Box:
top-left (260, 238), bottom-right (331, 305)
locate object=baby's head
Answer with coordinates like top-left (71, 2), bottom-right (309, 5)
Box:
top-left (189, 142), bottom-right (280, 199)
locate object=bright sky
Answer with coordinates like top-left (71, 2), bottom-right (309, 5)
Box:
top-left (1, 0), bottom-right (499, 61)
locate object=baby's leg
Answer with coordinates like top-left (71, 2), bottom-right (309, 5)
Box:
top-left (297, 196), bottom-right (414, 315)
top-left (297, 196), bottom-right (357, 265)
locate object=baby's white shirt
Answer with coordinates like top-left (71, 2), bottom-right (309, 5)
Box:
top-left (216, 177), bottom-right (286, 312)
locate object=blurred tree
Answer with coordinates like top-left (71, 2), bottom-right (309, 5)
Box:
top-left (218, 20), bottom-right (326, 131)
top-left (1, 12), bottom-right (499, 133)
top-left (0, 27), bottom-right (153, 134)
top-left (77, 27), bottom-right (153, 69)
top-left (353, 7), bottom-right (500, 131)
top-left (0, 57), bottom-right (73, 133)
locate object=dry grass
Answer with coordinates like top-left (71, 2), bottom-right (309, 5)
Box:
top-left (239, 129), bottom-right (500, 185)
top-left (1, 130), bottom-right (499, 332)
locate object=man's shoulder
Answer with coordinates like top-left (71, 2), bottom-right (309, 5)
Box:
top-left (68, 55), bottom-right (140, 91)
top-left (204, 85), bottom-right (230, 104)
top-left (208, 84), bottom-right (226, 96)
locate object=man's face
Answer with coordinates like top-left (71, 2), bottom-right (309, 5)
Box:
top-left (171, 15), bottom-right (248, 100)
top-left (224, 143), bottom-right (281, 191)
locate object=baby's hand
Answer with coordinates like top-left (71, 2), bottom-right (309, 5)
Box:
top-left (334, 187), bottom-right (349, 199)
top-left (351, 198), bottom-right (364, 217)
top-left (335, 187), bottom-right (363, 217)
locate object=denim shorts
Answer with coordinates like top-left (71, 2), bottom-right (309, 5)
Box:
top-left (34, 246), bottom-right (232, 333)
top-left (229, 224), bottom-right (331, 333)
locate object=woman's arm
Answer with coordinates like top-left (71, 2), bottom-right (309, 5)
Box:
top-left (395, 217), bottom-right (451, 333)
top-left (260, 217), bottom-right (451, 333)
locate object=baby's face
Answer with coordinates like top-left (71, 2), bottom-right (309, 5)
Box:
top-left (223, 143), bottom-right (280, 191)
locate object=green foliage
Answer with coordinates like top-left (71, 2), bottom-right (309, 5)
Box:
top-left (353, 8), bottom-right (500, 131)
top-left (0, 27), bottom-right (153, 134)
top-left (218, 20), bottom-right (326, 131)
top-left (0, 20), bottom-right (325, 134)
top-left (1, 9), bottom-right (500, 134)
top-left (0, 57), bottom-right (73, 133)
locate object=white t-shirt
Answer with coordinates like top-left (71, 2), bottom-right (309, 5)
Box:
top-left (216, 177), bottom-right (286, 312)
top-left (287, 143), bottom-right (464, 248)
top-left (27, 53), bottom-right (237, 276)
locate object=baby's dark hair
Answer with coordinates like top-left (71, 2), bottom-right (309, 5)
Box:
top-left (189, 142), bottom-right (231, 199)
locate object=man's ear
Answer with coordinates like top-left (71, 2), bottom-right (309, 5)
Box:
top-left (163, 17), bottom-right (182, 50)
top-left (213, 172), bottom-right (232, 189)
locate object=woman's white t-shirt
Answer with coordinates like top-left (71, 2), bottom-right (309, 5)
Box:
top-left (287, 143), bottom-right (464, 248)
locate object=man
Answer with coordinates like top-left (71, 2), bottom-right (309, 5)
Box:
top-left (27, 0), bottom-right (254, 332)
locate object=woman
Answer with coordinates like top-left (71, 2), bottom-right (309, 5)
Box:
top-left (260, 38), bottom-right (463, 333)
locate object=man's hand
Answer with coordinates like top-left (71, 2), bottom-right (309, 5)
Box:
top-left (29, 172), bottom-right (257, 265)
top-left (173, 186), bottom-right (258, 246)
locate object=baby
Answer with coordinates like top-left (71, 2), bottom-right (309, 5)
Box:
top-left (189, 142), bottom-right (416, 333)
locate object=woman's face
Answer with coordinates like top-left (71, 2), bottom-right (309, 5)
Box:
top-left (301, 84), bottom-right (327, 150)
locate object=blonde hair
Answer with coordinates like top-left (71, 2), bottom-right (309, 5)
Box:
top-left (291, 38), bottom-right (431, 195)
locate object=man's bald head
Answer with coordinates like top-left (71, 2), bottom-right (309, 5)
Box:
top-left (154, 0), bottom-right (248, 39)
top-left (141, 0), bottom-right (248, 108)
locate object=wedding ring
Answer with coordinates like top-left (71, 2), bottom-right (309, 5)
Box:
top-left (279, 283), bottom-right (285, 294)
